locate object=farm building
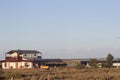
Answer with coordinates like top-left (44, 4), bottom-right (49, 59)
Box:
top-left (38, 59), bottom-right (67, 67)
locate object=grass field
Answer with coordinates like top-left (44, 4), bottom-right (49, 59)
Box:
top-left (1, 67), bottom-right (120, 80)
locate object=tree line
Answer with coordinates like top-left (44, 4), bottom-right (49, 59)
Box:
top-left (76, 53), bottom-right (114, 69)
top-left (89, 53), bottom-right (114, 68)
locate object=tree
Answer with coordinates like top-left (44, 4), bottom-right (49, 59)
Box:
top-left (106, 53), bottom-right (114, 68)
top-left (89, 59), bottom-right (99, 68)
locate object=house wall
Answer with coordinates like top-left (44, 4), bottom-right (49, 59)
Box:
top-left (11, 52), bottom-right (18, 58)
top-left (2, 62), bottom-right (10, 69)
top-left (2, 62), bottom-right (33, 69)
top-left (18, 62), bottom-right (33, 68)
top-left (23, 53), bottom-right (37, 58)
top-left (9, 52), bottom-right (42, 61)
top-left (22, 53), bottom-right (42, 60)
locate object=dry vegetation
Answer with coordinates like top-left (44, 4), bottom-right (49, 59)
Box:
top-left (1, 67), bottom-right (120, 80)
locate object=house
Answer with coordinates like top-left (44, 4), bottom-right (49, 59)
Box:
top-left (1, 50), bottom-right (42, 69)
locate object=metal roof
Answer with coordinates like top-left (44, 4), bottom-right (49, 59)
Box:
top-left (6, 50), bottom-right (41, 54)
top-left (38, 59), bottom-right (63, 62)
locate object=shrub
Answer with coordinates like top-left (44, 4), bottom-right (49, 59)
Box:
top-left (76, 63), bottom-right (85, 69)
top-left (0, 69), bottom-right (4, 79)
top-left (89, 59), bottom-right (99, 68)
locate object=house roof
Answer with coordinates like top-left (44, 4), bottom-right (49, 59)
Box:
top-left (6, 50), bottom-right (41, 54)
top-left (0, 59), bottom-right (32, 62)
top-left (0, 56), bottom-right (33, 62)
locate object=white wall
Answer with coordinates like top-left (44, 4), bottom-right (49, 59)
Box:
top-left (2, 61), bottom-right (33, 69)
top-left (113, 63), bottom-right (120, 67)
top-left (11, 52), bottom-right (18, 58)
top-left (2, 62), bottom-right (10, 69)
top-left (22, 53), bottom-right (42, 60)
top-left (23, 53), bottom-right (37, 58)
top-left (10, 52), bottom-right (42, 60)
top-left (17, 62), bottom-right (33, 68)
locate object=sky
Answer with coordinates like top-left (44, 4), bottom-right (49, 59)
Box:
top-left (0, 0), bottom-right (120, 59)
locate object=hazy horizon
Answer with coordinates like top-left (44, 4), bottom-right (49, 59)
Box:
top-left (0, 0), bottom-right (120, 60)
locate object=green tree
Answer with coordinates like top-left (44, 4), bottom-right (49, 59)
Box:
top-left (89, 59), bottom-right (99, 68)
top-left (106, 53), bottom-right (114, 68)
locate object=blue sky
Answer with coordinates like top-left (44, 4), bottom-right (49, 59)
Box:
top-left (0, 0), bottom-right (120, 59)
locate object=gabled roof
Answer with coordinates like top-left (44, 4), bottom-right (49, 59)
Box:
top-left (6, 50), bottom-right (41, 54)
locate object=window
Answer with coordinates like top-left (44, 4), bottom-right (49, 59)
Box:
top-left (20, 66), bottom-right (22, 68)
top-left (38, 56), bottom-right (41, 58)
top-left (34, 54), bottom-right (36, 56)
top-left (25, 62), bottom-right (27, 66)
top-left (10, 66), bottom-right (13, 69)
top-left (25, 62), bottom-right (29, 67)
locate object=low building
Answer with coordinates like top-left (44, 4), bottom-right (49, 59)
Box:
top-left (38, 59), bottom-right (67, 67)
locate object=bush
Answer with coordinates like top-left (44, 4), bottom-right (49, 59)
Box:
top-left (89, 59), bottom-right (99, 68)
top-left (76, 63), bottom-right (85, 69)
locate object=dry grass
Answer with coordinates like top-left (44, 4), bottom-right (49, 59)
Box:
top-left (2, 67), bottom-right (120, 80)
